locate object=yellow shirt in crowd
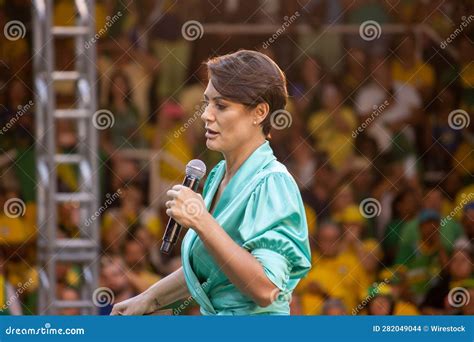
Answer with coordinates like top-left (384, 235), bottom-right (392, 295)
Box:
top-left (296, 251), bottom-right (367, 315)
top-left (308, 107), bottom-right (357, 169)
top-left (459, 63), bottom-right (474, 89)
top-left (392, 59), bottom-right (435, 90)
top-left (345, 238), bottom-right (382, 286)
top-left (0, 216), bottom-right (28, 245)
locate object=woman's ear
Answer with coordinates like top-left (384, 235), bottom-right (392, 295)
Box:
top-left (254, 102), bottom-right (270, 125)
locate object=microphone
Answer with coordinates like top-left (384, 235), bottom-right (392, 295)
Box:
top-left (160, 159), bottom-right (207, 254)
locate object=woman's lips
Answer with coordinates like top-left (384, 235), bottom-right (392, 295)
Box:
top-left (205, 128), bottom-right (219, 139)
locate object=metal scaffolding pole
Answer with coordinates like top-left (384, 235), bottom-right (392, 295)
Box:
top-left (33, 0), bottom-right (99, 315)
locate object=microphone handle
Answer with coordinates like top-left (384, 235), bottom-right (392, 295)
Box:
top-left (160, 175), bottom-right (200, 254)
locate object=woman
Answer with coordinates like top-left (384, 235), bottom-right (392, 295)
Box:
top-left (111, 50), bottom-right (311, 315)
top-left (102, 71), bottom-right (144, 155)
top-left (307, 82), bottom-right (357, 169)
top-left (289, 55), bottom-right (325, 120)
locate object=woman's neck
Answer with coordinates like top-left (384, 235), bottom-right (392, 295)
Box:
top-left (222, 136), bottom-right (266, 182)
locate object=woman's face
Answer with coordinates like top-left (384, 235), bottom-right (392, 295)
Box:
top-left (317, 226), bottom-right (341, 257)
top-left (449, 250), bottom-right (472, 280)
top-left (347, 48), bottom-right (366, 70)
top-left (302, 58), bottom-right (321, 83)
top-left (423, 190), bottom-right (443, 212)
top-left (111, 76), bottom-right (128, 99)
top-left (369, 296), bottom-right (392, 315)
top-left (343, 222), bottom-right (363, 238)
top-left (201, 80), bottom-right (261, 153)
top-left (332, 186), bottom-right (354, 212)
top-left (9, 80), bottom-right (27, 104)
top-left (398, 192), bottom-right (418, 218)
top-left (322, 84), bottom-right (342, 111)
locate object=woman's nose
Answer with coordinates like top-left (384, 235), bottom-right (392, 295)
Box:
top-left (201, 107), bottom-right (214, 122)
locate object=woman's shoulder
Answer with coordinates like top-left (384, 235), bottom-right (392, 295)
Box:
top-left (204, 158), bottom-right (300, 199)
top-left (253, 160), bottom-right (301, 197)
top-left (261, 159), bottom-right (296, 181)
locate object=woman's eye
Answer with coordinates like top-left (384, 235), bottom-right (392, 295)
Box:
top-left (215, 103), bottom-right (227, 110)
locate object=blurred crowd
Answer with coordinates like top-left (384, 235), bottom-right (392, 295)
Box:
top-left (0, 0), bottom-right (472, 316)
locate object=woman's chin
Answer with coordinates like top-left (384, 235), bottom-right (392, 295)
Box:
top-left (205, 138), bottom-right (222, 152)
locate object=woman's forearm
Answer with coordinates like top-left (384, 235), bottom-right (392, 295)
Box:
top-left (195, 213), bottom-right (277, 307)
top-left (164, 185), bottom-right (279, 307)
top-left (141, 267), bottom-right (190, 310)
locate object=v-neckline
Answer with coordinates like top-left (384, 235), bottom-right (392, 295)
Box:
top-left (209, 178), bottom-right (225, 215)
top-left (204, 141), bottom-right (274, 218)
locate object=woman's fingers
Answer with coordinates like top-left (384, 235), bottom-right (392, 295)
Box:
top-left (166, 189), bottom-right (179, 199)
top-left (110, 304), bottom-right (123, 315)
top-left (111, 304), bottom-right (135, 316)
top-left (165, 184), bottom-right (206, 228)
top-left (110, 296), bottom-right (151, 316)
top-left (167, 184), bottom-right (190, 199)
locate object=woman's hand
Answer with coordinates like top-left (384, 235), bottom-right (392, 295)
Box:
top-left (112, 268), bottom-right (190, 316)
top-left (110, 293), bottom-right (158, 316)
top-left (165, 185), bottom-right (208, 230)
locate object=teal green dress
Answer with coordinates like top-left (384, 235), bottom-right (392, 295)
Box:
top-left (181, 141), bottom-right (311, 315)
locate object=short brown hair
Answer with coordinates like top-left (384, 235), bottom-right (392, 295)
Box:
top-left (205, 50), bottom-right (288, 136)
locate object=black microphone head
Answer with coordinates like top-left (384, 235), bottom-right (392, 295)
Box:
top-left (186, 159), bottom-right (206, 179)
